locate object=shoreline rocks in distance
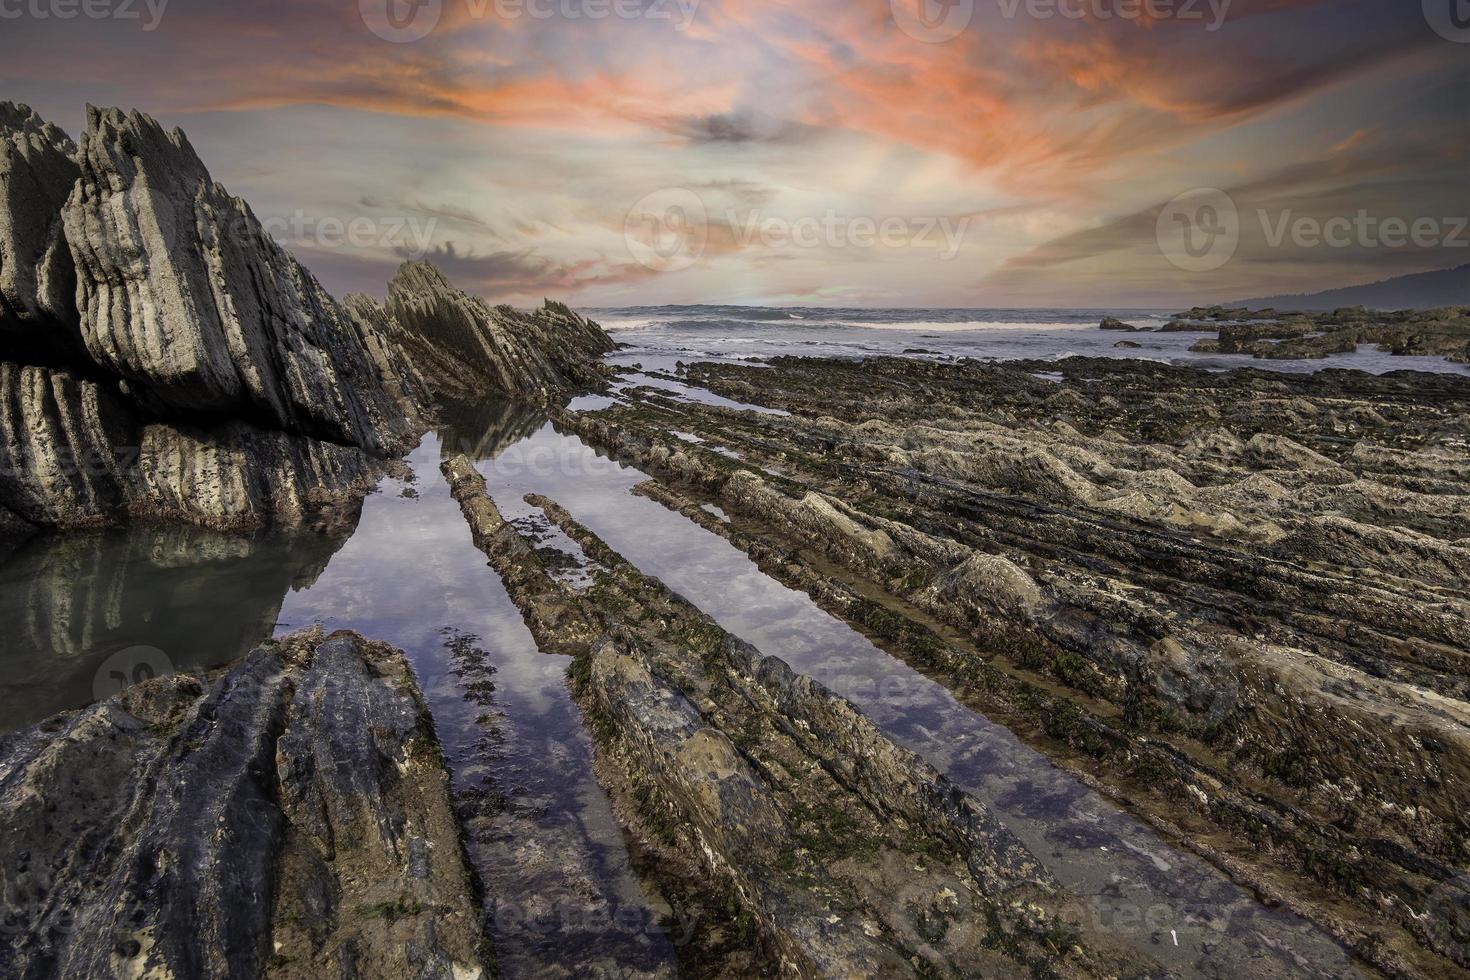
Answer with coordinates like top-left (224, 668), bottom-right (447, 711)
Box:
top-left (1184, 305), bottom-right (1470, 362)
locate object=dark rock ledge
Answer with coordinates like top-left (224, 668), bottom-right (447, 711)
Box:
top-left (0, 628), bottom-right (491, 980)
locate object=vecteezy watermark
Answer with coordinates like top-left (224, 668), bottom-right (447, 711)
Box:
top-left (624, 188), bottom-right (710, 273)
top-left (995, 0), bottom-right (1231, 31)
top-left (891, 0), bottom-right (976, 42)
top-left (491, 898), bottom-right (700, 947)
top-left (254, 210), bottom-right (439, 259)
top-left (1259, 210), bottom-right (1470, 251)
top-left (893, 0), bottom-right (1230, 41)
top-left (207, 208), bottom-right (438, 259)
top-left (92, 645), bottom-right (175, 702)
top-left (1156, 187), bottom-right (1240, 273)
top-left (624, 187), bottom-right (972, 272)
top-left (360, 0), bottom-right (698, 42)
top-left (1424, 0), bottom-right (1470, 43)
top-left (0, 0), bottom-right (167, 30)
top-left (1157, 187), bottom-right (1469, 272)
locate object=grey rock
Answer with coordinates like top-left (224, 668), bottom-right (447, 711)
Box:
top-left (62, 106), bottom-right (413, 455)
top-left (0, 361), bottom-right (378, 531)
top-left (0, 102), bottom-right (82, 365)
top-left (0, 629), bottom-right (489, 980)
top-left (382, 260), bottom-right (613, 403)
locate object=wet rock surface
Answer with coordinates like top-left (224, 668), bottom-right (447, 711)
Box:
top-left (0, 628), bottom-right (489, 980)
top-left (553, 354), bottom-right (1470, 978)
top-left (442, 452), bottom-right (1167, 979)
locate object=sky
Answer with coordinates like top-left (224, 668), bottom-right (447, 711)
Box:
top-left (1, 0), bottom-right (1467, 308)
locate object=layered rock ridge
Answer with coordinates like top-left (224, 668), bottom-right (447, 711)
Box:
top-left (371, 260), bottom-right (614, 405)
top-left (0, 103), bottom-right (609, 537)
top-left (0, 103), bottom-right (428, 534)
top-left (0, 629), bottom-right (490, 979)
top-left (558, 356), bottom-right (1470, 977)
top-left (0, 102), bottom-right (82, 367)
top-left (440, 455), bottom-right (1165, 979)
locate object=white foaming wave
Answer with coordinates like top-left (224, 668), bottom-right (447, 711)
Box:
top-left (817, 319), bottom-right (1098, 333)
top-left (596, 317), bottom-right (666, 332)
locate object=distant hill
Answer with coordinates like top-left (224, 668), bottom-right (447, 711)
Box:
top-left (1234, 263), bottom-right (1470, 311)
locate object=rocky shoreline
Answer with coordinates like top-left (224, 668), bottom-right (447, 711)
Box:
top-left (549, 354), bottom-right (1470, 978)
top-left (3, 98), bottom-right (1469, 980)
top-left (440, 455), bottom-right (1167, 978)
top-left (1102, 305), bottom-right (1470, 363)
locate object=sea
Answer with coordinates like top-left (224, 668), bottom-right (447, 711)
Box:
top-left (585, 304), bottom-right (1470, 377)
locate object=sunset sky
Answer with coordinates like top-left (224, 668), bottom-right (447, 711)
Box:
top-left (2, 0), bottom-right (1466, 308)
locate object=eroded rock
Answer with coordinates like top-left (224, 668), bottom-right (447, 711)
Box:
top-left (0, 629), bottom-right (489, 980)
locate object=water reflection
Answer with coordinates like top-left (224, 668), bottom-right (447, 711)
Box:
top-left (482, 420), bottom-right (1361, 980)
top-left (0, 521), bottom-right (354, 731)
top-left (0, 392), bottom-right (1363, 978)
top-left (275, 422), bottom-right (675, 979)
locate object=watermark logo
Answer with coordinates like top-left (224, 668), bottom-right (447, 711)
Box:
top-left (360, 0), bottom-right (442, 42)
top-left (361, 0), bottom-right (698, 41)
top-left (892, 0), bottom-right (975, 42)
top-left (1424, 0), bottom-right (1470, 42)
top-left (1157, 187), bottom-right (1468, 273)
top-left (1156, 188), bottom-right (1239, 273)
top-left (92, 645), bottom-right (175, 702)
top-left (625, 187), bottom-right (972, 272)
top-left (996, 0), bottom-right (1231, 31)
top-left (625, 188), bottom-right (710, 273)
top-left (253, 209), bottom-right (439, 259)
top-left (0, 0), bottom-right (169, 30)
top-left (1259, 210), bottom-right (1468, 250)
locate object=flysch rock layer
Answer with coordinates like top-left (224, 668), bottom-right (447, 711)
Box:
top-left (561, 355), bottom-right (1470, 978)
top-left (0, 628), bottom-right (490, 980)
top-left (0, 102), bottom-right (609, 536)
top-left (441, 454), bottom-right (1165, 979)
top-left (376, 260), bottom-right (614, 404)
top-left (61, 106), bottom-right (414, 455)
top-left (0, 360), bottom-right (379, 532)
top-left (0, 102), bottom-right (81, 367)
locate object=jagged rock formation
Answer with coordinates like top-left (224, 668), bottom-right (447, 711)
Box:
top-left (0, 629), bottom-right (490, 979)
top-left (0, 102), bottom-right (81, 366)
top-left (555, 355), bottom-right (1470, 978)
top-left (376, 261), bottom-right (613, 404)
top-left (62, 107), bottom-right (414, 455)
top-left (441, 455), bottom-right (1164, 979)
top-left (0, 361), bottom-right (379, 533)
top-left (0, 103), bottom-right (613, 537)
